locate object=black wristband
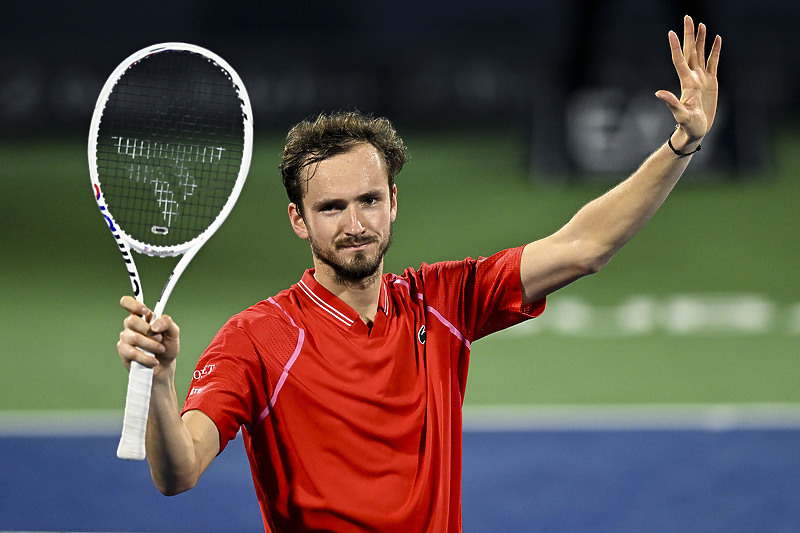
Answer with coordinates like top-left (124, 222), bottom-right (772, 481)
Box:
top-left (668, 129), bottom-right (702, 157)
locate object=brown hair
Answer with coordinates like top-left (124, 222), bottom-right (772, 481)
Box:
top-left (279, 110), bottom-right (408, 215)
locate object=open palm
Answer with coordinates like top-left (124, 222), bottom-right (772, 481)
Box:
top-left (656, 16), bottom-right (722, 141)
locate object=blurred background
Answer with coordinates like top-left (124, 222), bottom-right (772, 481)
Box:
top-left (3, 0), bottom-right (799, 171)
top-left (2, 1), bottom-right (800, 531)
top-left (2, 0), bottom-right (797, 408)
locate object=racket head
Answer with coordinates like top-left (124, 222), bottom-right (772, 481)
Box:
top-left (88, 42), bottom-right (253, 257)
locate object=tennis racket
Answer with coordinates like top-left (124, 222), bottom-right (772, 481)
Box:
top-left (88, 43), bottom-right (253, 460)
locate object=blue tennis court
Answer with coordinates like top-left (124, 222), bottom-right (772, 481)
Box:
top-left (2, 407), bottom-right (800, 533)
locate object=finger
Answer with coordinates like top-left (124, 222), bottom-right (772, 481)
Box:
top-left (706, 34), bottom-right (722, 76)
top-left (667, 30), bottom-right (691, 79)
top-left (696, 23), bottom-right (707, 69)
top-left (119, 326), bottom-right (165, 354)
top-left (123, 313), bottom-right (153, 336)
top-left (120, 295), bottom-right (149, 318)
top-left (117, 337), bottom-right (160, 369)
top-left (682, 15), bottom-right (697, 69)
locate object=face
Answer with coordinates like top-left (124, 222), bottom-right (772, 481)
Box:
top-left (289, 143), bottom-right (397, 287)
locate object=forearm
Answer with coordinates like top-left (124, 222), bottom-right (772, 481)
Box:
top-left (145, 365), bottom-right (202, 495)
top-left (564, 127), bottom-right (700, 269)
top-left (563, 15), bottom-right (720, 272)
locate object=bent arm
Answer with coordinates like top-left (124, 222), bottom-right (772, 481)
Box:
top-left (145, 369), bottom-right (220, 495)
top-left (117, 296), bottom-right (220, 495)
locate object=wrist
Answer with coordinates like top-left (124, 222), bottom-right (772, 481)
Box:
top-left (152, 360), bottom-right (177, 386)
top-left (668, 125), bottom-right (703, 157)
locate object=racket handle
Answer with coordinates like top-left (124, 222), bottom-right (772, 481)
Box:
top-left (117, 359), bottom-right (154, 460)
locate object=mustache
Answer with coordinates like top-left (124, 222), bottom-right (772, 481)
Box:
top-left (335, 235), bottom-right (377, 248)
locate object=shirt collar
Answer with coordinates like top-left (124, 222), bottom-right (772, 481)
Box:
top-left (297, 269), bottom-right (389, 329)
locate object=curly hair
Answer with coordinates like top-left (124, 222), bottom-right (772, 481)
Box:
top-left (279, 110), bottom-right (408, 215)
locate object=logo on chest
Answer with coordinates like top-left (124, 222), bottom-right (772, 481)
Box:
top-left (417, 325), bottom-right (426, 344)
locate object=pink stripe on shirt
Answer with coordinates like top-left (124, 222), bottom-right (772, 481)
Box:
top-left (254, 298), bottom-right (306, 427)
top-left (392, 278), bottom-right (471, 349)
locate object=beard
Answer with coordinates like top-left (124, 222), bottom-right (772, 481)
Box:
top-left (309, 223), bottom-right (394, 286)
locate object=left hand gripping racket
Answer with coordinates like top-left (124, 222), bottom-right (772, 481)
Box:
top-left (88, 43), bottom-right (253, 460)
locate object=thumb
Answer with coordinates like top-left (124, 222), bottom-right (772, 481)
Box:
top-left (655, 90), bottom-right (689, 124)
top-left (150, 314), bottom-right (180, 361)
top-left (151, 314), bottom-right (179, 338)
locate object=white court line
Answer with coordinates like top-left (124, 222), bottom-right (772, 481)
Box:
top-left (0, 410), bottom-right (121, 437)
top-left (462, 403), bottom-right (800, 431)
top-left (2, 405), bottom-right (800, 437)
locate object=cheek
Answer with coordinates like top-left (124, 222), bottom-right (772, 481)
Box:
top-left (304, 217), bottom-right (335, 243)
top-left (383, 209), bottom-right (396, 228)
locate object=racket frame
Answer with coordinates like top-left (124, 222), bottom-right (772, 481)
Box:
top-left (88, 42), bottom-right (253, 460)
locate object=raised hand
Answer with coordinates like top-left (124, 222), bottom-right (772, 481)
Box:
top-left (656, 15), bottom-right (722, 142)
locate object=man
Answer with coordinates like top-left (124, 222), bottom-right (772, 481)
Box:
top-left (117, 16), bottom-right (721, 532)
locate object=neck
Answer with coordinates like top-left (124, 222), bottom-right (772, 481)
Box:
top-left (312, 262), bottom-right (383, 325)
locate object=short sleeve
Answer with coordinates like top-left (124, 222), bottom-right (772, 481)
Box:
top-left (181, 321), bottom-right (267, 452)
top-left (473, 245), bottom-right (545, 339)
top-left (415, 246), bottom-right (545, 343)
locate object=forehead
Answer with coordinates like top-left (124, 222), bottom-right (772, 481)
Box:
top-left (302, 143), bottom-right (389, 199)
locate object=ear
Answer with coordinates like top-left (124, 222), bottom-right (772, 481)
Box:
top-left (288, 203), bottom-right (308, 239)
top-left (390, 184), bottom-right (398, 223)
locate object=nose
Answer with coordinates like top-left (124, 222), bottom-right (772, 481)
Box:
top-left (344, 206), bottom-right (365, 235)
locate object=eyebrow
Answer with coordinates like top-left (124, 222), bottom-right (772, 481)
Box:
top-left (310, 188), bottom-right (387, 210)
top-left (356, 189), bottom-right (386, 201)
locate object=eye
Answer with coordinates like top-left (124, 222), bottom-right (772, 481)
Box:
top-left (318, 201), bottom-right (343, 213)
top-left (360, 194), bottom-right (382, 207)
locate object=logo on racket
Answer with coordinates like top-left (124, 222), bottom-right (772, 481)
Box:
top-left (111, 136), bottom-right (226, 232)
top-left (93, 183), bottom-right (141, 298)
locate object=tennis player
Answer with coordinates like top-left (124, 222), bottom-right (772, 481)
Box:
top-left (117, 16), bottom-right (721, 532)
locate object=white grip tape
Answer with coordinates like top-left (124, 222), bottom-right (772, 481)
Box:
top-left (116, 360), bottom-right (154, 460)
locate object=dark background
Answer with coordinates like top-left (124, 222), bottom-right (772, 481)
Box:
top-left (2, 0), bottom-right (797, 177)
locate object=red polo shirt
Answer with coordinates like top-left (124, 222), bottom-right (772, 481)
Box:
top-left (182, 245), bottom-right (545, 532)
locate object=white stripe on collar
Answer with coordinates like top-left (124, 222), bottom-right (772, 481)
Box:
top-left (298, 279), bottom-right (355, 327)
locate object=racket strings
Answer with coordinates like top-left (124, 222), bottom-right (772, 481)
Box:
top-left (96, 50), bottom-right (246, 249)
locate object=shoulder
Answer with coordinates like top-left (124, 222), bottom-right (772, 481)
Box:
top-left (216, 290), bottom-right (303, 345)
top-left (389, 259), bottom-right (470, 285)
top-left (390, 247), bottom-right (524, 289)
top-left (206, 291), bottom-right (305, 373)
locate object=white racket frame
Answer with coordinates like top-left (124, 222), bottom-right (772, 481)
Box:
top-left (88, 42), bottom-right (253, 460)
